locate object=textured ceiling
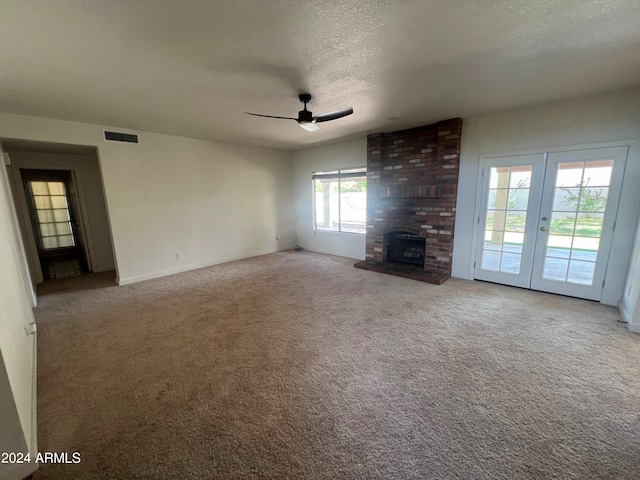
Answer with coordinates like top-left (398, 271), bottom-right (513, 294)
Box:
top-left (0, 0), bottom-right (639, 151)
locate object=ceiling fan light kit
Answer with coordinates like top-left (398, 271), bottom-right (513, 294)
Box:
top-left (298, 121), bottom-right (320, 132)
top-left (245, 93), bottom-right (353, 132)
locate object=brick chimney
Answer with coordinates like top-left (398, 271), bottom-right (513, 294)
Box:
top-left (355, 118), bottom-right (462, 284)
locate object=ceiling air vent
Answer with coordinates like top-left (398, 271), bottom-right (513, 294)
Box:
top-left (103, 130), bottom-right (139, 144)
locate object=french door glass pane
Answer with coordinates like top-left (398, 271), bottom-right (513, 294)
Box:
top-left (541, 160), bottom-right (613, 284)
top-left (29, 180), bottom-right (76, 250)
top-left (481, 165), bottom-right (532, 274)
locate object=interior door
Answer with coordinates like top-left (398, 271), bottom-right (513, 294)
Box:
top-left (530, 147), bottom-right (627, 300)
top-left (0, 162), bottom-right (38, 479)
top-left (475, 146), bottom-right (627, 301)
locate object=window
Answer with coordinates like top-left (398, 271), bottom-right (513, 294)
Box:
top-left (313, 167), bottom-right (366, 234)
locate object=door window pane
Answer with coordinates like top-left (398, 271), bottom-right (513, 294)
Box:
top-left (543, 258), bottom-right (569, 281)
top-left (584, 160), bottom-right (613, 187)
top-left (542, 160), bottom-right (613, 286)
top-left (29, 180), bottom-right (75, 250)
top-left (567, 261), bottom-right (596, 285)
top-left (574, 213), bottom-right (603, 238)
top-left (486, 210), bottom-right (505, 231)
top-left (549, 212), bottom-right (575, 236)
top-left (578, 187), bottom-right (608, 213)
top-left (57, 235), bottom-right (74, 247)
top-left (552, 188), bottom-right (580, 212)
top-left (505, 211), bottom-right (526, 232)
top-left (555, 163), bottom-right (584, 187)
top-left (53, 209), bottom-right (70, 222)
top-left (481, 165), bottom-right (532, 275)
top-left (482, 250), bottom-right (501, 271)
top-left (55, 222), bottom-right (72, 235)
top-left (500, 253), bottom-right (521, 273)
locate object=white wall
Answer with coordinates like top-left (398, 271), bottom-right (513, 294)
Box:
top-left (453, 89), bottom-right (640, 308)
top-left (292, 138), bottom-right (367, 260)
top-left (7, 151), bottom-right (115, 282)
top-left (0, 112), bottom-right (294, 284)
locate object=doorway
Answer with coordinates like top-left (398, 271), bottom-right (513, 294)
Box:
top-left (2, 138), bottom-right (116, 285)
top-left (21, 169), bottom-right (89, 280)
top-left (474, 146), bottom-right (628, 301)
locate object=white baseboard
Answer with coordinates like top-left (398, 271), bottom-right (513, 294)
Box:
top-left (303, 246), bottom-right (363, 261)
top-left (117, 248), bottom-right (282, 286)
top-left (619, 300), bottom-right (632, 323)
top-left (618, 301), bottom-right (640, 333)
top-left (451, 269), bottom-right (473, 280)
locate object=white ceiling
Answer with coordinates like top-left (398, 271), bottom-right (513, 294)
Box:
top-left (0, 1), bottom-right (639, 151)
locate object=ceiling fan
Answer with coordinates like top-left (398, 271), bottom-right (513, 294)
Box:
top-left (245, 94), bottom-right (353, 132)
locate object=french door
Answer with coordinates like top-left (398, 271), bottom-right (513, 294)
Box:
top-left (475, 146), bottom-right (628, 301)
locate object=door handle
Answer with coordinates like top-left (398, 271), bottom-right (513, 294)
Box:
top-left (539, 226), bottom-right (547, 231)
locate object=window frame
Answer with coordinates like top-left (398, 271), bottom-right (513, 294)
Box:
top-left (312, 166), bottom-right (367, 235)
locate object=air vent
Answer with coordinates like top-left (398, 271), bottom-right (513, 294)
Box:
top-left (103, 130), bottom-right (139, 144)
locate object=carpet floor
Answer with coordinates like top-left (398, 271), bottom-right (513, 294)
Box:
top-left (31, 251), bottom-right (640, 479)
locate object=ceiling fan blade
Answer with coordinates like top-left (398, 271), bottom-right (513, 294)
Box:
top-left (313, 107), bottom-right (353, 123)
top-left (245, 112), bottom-right (297, 120)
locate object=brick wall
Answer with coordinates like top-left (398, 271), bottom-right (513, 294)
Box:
top-left (364, 118), bottom-right (462, 275)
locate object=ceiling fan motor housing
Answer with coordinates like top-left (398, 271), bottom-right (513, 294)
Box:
top-left (298, 109), bottom-right (313, 123)
top-left (298, 93), bottom-right (313, 123)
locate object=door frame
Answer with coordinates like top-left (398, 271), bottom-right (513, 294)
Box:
top-left (21, 169), bottom-right (91, 275)
top-left (8, 163), bottom-right (95, 283)
top-left (471, 140), bottom-right (637, 305)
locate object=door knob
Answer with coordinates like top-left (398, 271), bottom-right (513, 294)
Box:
top-left (539, 226), bottom-right (547, 231)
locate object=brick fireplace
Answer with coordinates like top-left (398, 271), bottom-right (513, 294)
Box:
top-left (354, 118), bottom-right (462, 284)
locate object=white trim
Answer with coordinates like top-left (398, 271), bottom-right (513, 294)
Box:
top-left (618, 300), bottom-right (640, 333)
top-left (627, 323), bottom-right (640, 333)
top-left (117, 248), bottom-right (284, 285)
top-left (600, 295), bottom-right (620, 307)
top-left (477, 139), bottom-right (638, 160)
top-left (619, 299), bottom-right (633, 324)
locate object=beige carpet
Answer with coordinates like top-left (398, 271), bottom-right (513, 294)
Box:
top-left (32, 251), bottom-right (640, 479)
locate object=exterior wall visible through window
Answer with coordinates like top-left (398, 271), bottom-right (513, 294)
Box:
top-left (313, 167), bottom-right (366, 234)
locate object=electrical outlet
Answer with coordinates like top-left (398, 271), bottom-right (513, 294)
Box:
top-left (176, 251), bottom-right (184, 260)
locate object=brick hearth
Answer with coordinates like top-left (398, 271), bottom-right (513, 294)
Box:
top-left (354, 118), bottom-right (462, 284)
